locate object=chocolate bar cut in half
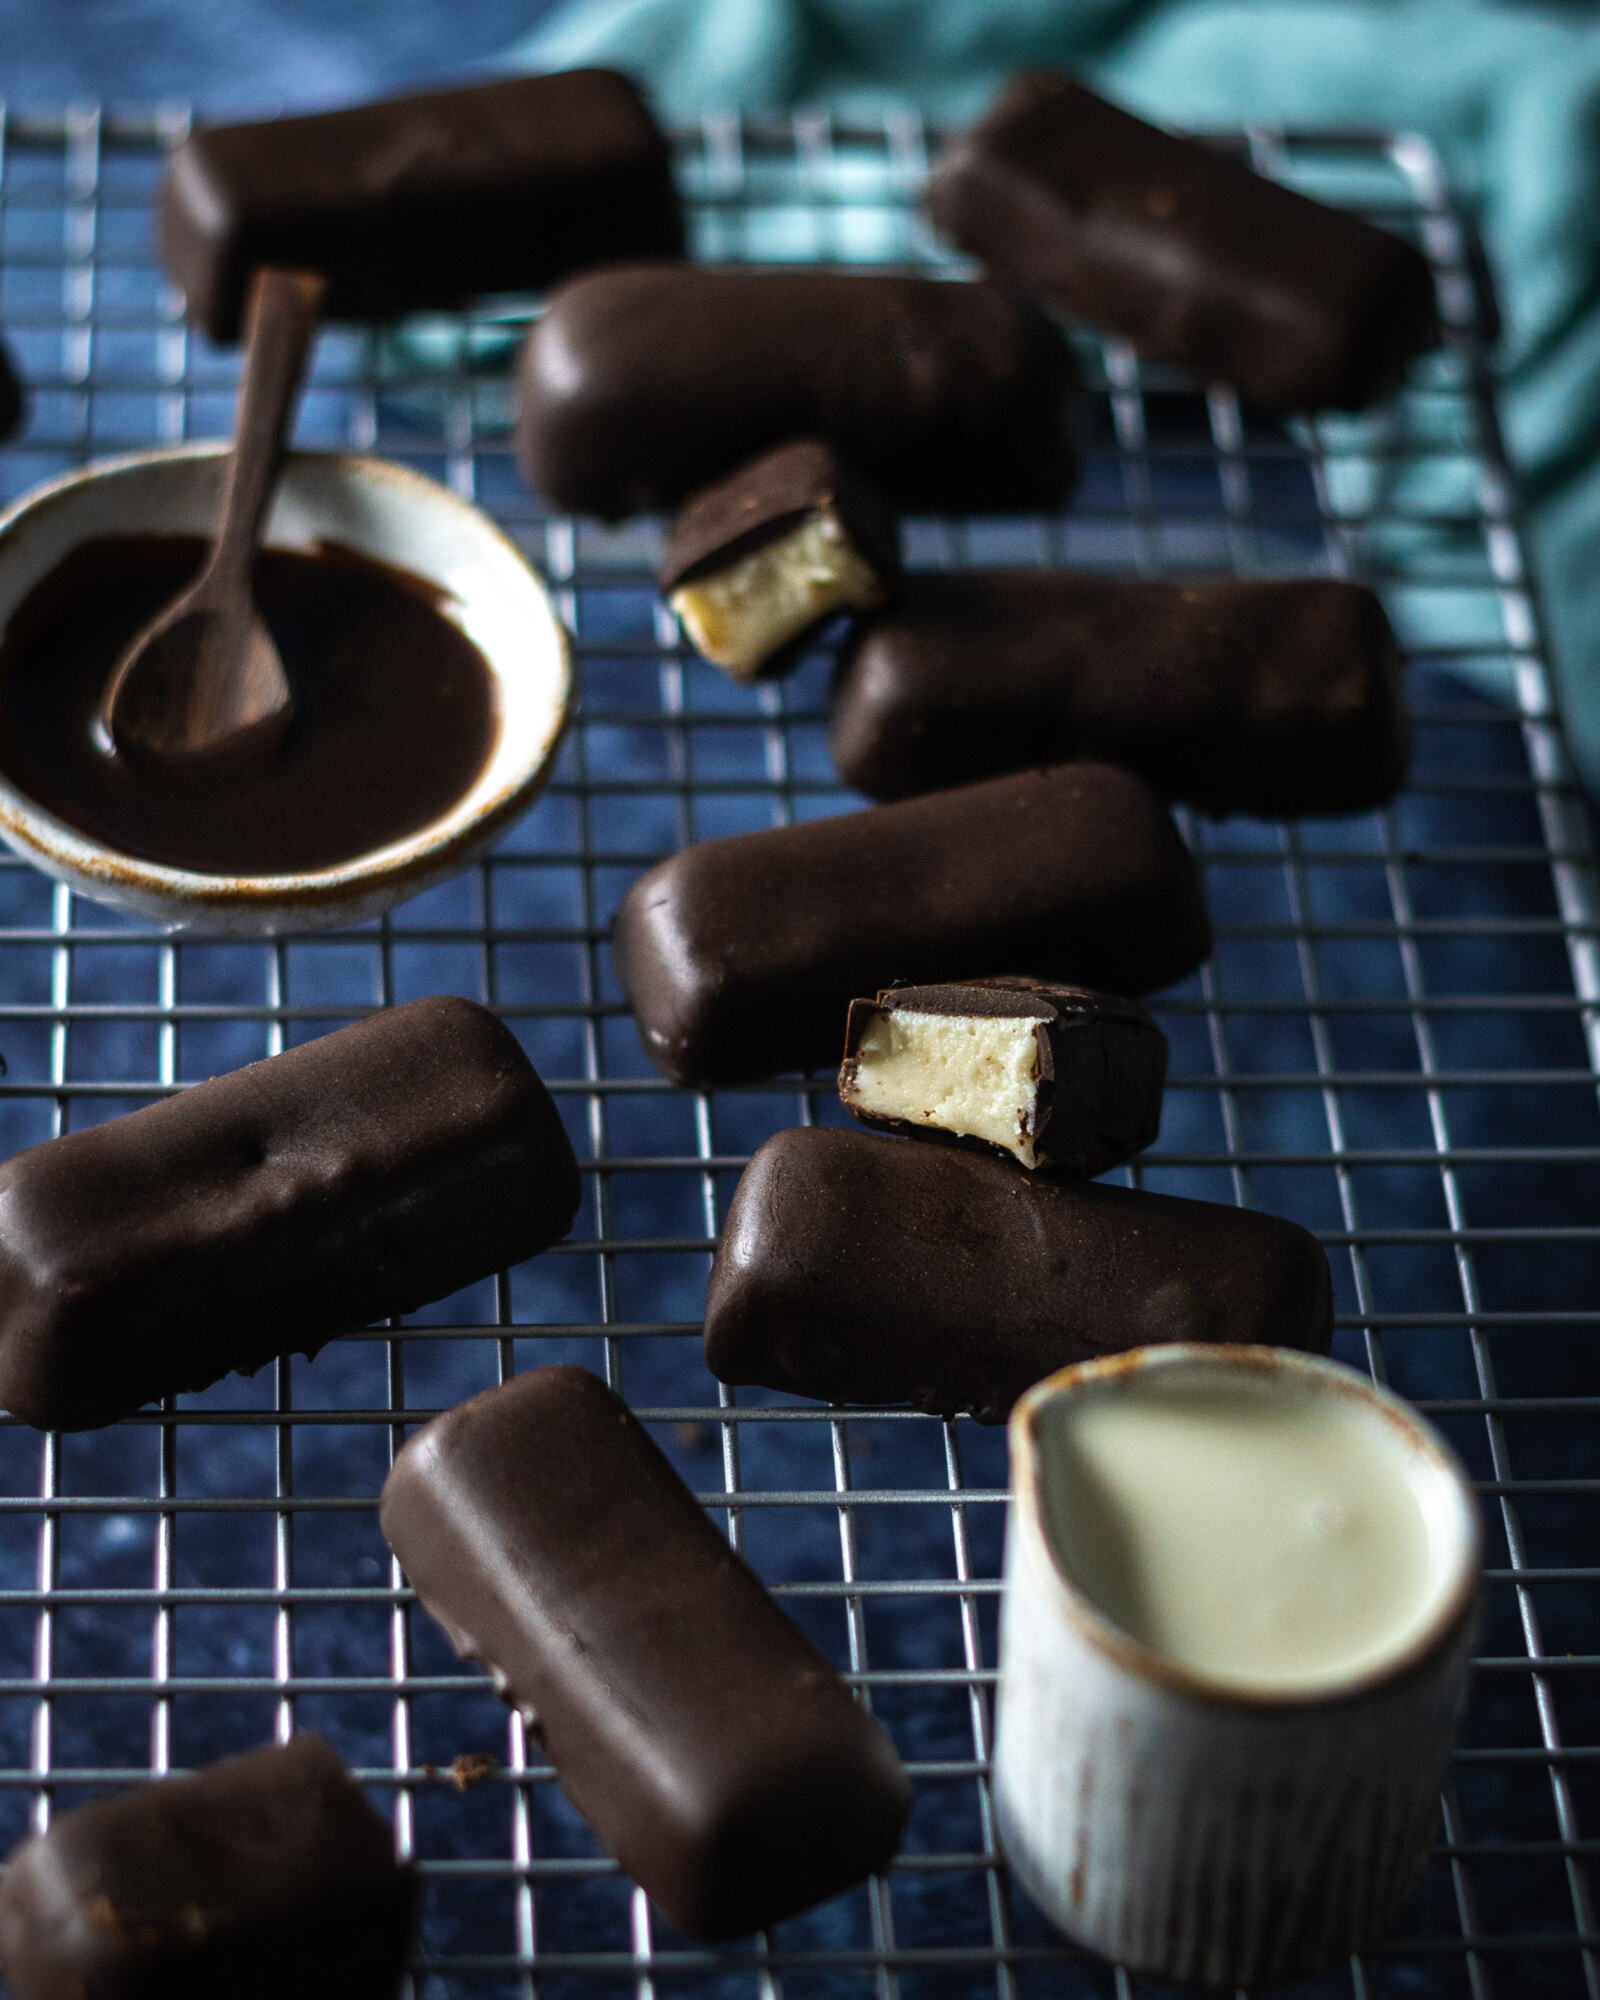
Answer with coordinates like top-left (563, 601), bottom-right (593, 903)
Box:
top-left (662, 439), bottom-right (900, 680)
top-left (840, 978), bottom-right (1166, 1175)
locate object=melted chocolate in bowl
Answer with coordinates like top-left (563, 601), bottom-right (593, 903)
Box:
top-left (0, 534), bottom-right (498, 876)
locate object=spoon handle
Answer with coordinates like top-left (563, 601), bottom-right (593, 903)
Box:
top-left (199, 267), bottom-right (328, 609)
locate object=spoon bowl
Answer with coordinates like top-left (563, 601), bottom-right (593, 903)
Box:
top-left (98, 604), bottom-right (293, 783)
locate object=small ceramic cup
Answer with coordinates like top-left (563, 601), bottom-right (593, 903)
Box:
top-left (0, 445), bottom-right (571, 934)
top-left (995, 1344), bottom-right (1481, 1989)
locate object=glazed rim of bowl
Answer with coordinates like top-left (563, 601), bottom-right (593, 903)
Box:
top-left (0, 444), bottom-right (573, 910)
top-left (1009, 1343), bottom-right (1484, 1711)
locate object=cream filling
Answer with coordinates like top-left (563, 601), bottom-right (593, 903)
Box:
top-left (1036, 1367), bottom-right (1456, 1695)
top-left (669, 507), bottom-right (888, 680)
top-left (843, 1007), bottom-right (1047, 1168)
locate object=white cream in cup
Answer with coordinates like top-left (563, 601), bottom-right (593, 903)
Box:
top-left (995, 1345), bottom-right (1481, 1988)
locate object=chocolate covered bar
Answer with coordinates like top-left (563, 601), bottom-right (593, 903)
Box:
top-left (927, 70), bottom-right (1438, 411)
top-left (515, 263), bottom-right (1079, 516)
top-left (159, 69), bottom-right (683, 342)
top-left (0, 1734), bottom-right (415, 2000)
top-left (705, 1127), bottom-right (1333, 1422)
top-left (0, 995), bottom-right (581, 1430)
top-left (613, 760), bottom-right (1209, 1087)
top-left (839, 979), bottom-right (1166, 1174)
top-left (0, 338), bottom-right (23, 446)
top-left (380, 1364), bottom-right (910, 1940)
top-left (662, 440), bottom-right (899, 680)
top-left (829, 572), bottom-right (1409, 815)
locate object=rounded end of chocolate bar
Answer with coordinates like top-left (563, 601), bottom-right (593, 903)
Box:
top-left (676, 1715), bottom-right (911, 1939)
top-left (1129, 1200), bottom-right (1335, 1360)
top-left (156, 133), bottom-right (245, 343)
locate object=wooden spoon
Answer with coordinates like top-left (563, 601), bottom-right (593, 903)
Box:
top-left (102, 266), bottom-right (327, 784)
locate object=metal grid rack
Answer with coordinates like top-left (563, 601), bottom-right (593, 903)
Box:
top-left (0, 101), bottom-right (1593, 2000)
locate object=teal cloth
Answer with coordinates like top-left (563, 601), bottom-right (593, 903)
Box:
top-left (504, 0), bottom-right (1600, 795)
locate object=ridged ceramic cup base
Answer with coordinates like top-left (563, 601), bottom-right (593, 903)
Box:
top-left (994, 1345), bottom-right (1481, 1989)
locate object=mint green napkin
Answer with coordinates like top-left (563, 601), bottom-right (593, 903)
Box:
top-left (506, 1), bottom-right (1600, 793)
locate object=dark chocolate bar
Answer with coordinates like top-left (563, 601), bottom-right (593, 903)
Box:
top-left (839, 978), bottom-right (1166, 1174)
top-left (0, 338), bottom-right (23, 445)
top-left (662, 440), bottom-right (900, 680)
top-left (704, 1126), bottom-right (1333, 1422)
top-left (926, 69), bottom-right (1438, 411)
top-left (829, 571), bottom-right (1409, 814)
top-left (0, 1734), bottom-right (416, 2000)
top-left (515, 263), bottom-right (1079, 516)
top-left (159, 69), bottom-right (683, 343)
top-left (0, 995), bottom-right (581, 1430)
top-left (612, 761), bottom-right (1209, 1088)
top-left (380, 1364), bottom-right (911, 1940)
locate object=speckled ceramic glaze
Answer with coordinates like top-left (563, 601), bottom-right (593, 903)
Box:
top-left (0, 445), bottom-right (571, 933)
top-left (995, 1344), bottom-right (1482, 1988)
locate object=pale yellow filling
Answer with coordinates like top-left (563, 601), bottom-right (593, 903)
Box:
top-left (844, 1008), bottom-right (1047, 1167)
top-left (669, 507), bottom-right (887, 681)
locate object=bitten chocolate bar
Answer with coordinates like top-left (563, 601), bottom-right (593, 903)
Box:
top-left (0, 1735), bottom-right (416, 2000)
top-left (612, 761), bottom-right (1210, 1088)
top-left (839, 979), bottom-right (1166, 1174)
top-left (662, 440), bottom-right (900, 680)
top-left (704, 1127), bottom-right (1333, 1422)
top-left (829, 572), bottom-right (1409, 815)
top-left (159, 69), bottom-right (683, 342)
top-left (0, 996), bottom-right (581, 1430)
top-left (381, 1365), bottom-right (911, 1940)
top-left (926, 70), bottom-right (1438, 411)
top-left (515, 264), bottom-right (1079, 516)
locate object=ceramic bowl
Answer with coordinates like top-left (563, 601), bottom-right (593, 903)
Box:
top-left (0, 445), bottom-right (571, 933)
top-left (995, 1343), bottom-right (1482, 1988)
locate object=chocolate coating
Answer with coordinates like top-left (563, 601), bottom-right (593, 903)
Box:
top-left (0, 535), bottom-right (498, 876)
top-left (704, 1127), bottom-right (1334, 1423)
top-left (613, 761), bottom-right (1210, 1087)
top-left (0, 995), bottom-right (581, 1430)
top-left (829, 572), bottom-right (1409, 815)
top-left (927, 69), bottom-right (1438, 411)
top-left (0, 1734), bottom-right (416, 2000)
top-left (515, 263), bottom-right (1079, 516)
top-left (380, 1364), bottom-right (911, 1940)
top-left (840, 978), bottom-right (1167, 1175)
top-left (0, 338), bottom-right (24, 446)
top-left (159, 69), bottom-right (683, 343)
top-left (659, 439), bottom-right (900, 593)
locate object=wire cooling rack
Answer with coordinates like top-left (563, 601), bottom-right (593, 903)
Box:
top-left (0, 100), bottom-right (1593, 2000)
